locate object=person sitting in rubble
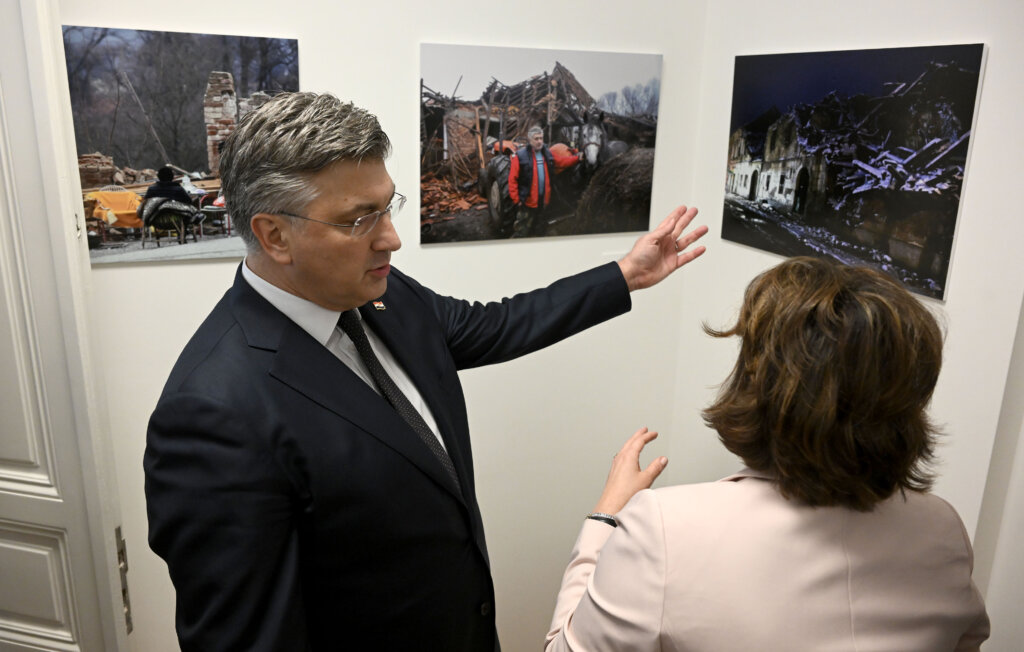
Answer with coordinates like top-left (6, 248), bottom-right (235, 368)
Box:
top-left (144, 166), bottom-right (194, 205)
top-left (139, 166), bottom-right (204, 245)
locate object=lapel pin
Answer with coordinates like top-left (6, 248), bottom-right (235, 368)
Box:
top-left (372, 300), bottom-right (386, 311)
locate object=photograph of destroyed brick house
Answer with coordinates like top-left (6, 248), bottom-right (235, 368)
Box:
top-left (62, 25), bottom-right (298, 264)
top-left (724, 43), bottom-right (984, 299)
top-left (420, 43), bottom-right (661, 243)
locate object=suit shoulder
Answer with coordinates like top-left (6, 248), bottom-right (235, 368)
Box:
top-left (387, 267), bottom-right (433, 297)
top-left (383, 267), bottom-right (447, 313)
top-left (161, 298), bottom-right (253, 396)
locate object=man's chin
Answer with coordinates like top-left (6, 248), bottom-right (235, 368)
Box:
top-left (364, 276), bottom-right (388, 302)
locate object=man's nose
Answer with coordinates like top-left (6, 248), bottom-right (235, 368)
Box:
top-left (372, 213), bottom-right (402, 251)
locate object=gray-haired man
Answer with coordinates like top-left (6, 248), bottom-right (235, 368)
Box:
top-left (145, 91), bottom-right (706, 651)
top-left (509, 125), bottom-right (556, 237)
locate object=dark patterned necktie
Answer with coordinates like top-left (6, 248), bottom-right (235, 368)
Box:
top-left (337, 310), bottom-right (461, 492)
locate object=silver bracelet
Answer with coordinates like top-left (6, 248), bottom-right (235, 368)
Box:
top-left (586, 512), bottom-right (618, 528)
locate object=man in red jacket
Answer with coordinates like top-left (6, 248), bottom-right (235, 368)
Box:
top-left (508, 125), bottom-right (579, 237)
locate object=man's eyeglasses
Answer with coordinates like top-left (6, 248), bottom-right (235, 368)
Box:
top-left (278, 192), bottom-right (406, 238)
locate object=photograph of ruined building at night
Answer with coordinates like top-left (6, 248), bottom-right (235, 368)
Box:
top-left (723, 44), bottom-right (984, 299)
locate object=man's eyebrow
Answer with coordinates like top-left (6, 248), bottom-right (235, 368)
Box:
top-left (346, 201), bottom-right (382, 213)
top-left (339, 187), bottom-right (397, 217)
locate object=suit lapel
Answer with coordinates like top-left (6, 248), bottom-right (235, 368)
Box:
top-left (229, 268), bottom-right (464, 502)
top-left (360, 302), bottom-right (471, 495)
top-left (271, 327), bottom-right (464, 502)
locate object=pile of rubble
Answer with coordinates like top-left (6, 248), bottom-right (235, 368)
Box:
top-left (840, 132), bottom-right (968, 198)
top-left (792, 62), bottom-right (977, 206)
top-left (78, 152), bottom-right (157, 189)
top-left (419, 173), bottom-right (486, 222)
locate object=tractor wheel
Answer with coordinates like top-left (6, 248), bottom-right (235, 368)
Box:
top-left (486, 155), bottom-right (514, 236)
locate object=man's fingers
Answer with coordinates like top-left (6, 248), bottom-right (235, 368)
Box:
top-left (675, 223), bottom-right (709, 248)
top-left (670, 206), bottom-right (699, 239)
top-left (673, 224), bottom-right (709, 263)
top-left (675, 245), bottom-right (707, 269)
top-left (654, 205), bottom-right (690, 236)
top-left (672, 222), bottom-right (707, 252)
top-left (651, 212), bottom-right (679, 239)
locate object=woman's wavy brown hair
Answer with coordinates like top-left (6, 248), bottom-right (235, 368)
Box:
top-left (702, 257), bottom-right (943, 510)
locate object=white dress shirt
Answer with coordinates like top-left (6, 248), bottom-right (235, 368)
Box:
top-left (241, 260), bottom-right (447, 451)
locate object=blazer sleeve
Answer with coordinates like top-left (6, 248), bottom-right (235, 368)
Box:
top-left (145, 391), bottom-right (309, 651)
top-left (951, 505), bottom-right (991, 651)
top-left (546, 489), bottom-right (666, 652)
top-left (956, 600), bottom-right (990, 652)
top-left (397, 262), bottom-right (631, 370)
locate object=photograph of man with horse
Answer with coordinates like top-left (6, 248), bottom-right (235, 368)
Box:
top-left (420, 43), bottom-right (661, 244)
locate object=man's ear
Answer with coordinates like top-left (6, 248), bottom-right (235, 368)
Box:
top-left (250, 213), bottom-right (294, 265)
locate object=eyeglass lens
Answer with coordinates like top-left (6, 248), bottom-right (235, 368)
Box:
top-left (352, 193), bottom-right (405, 237)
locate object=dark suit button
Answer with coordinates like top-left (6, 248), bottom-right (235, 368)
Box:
top-left (480, 602), bottom-right (492, 616)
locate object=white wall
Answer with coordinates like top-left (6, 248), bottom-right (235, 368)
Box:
top-left (55, 0), bottom-right (1024, 650)
top-left (978, 420), bottom-right (1024, 650)
top-left (974, 295), bottom-right (1024, 650)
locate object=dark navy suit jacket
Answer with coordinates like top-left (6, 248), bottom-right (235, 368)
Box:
top-left (144, 262), bottom-right (630, 651)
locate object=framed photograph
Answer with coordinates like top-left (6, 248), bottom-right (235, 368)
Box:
top-left (420, 43), bottom-right (662, 244)
top-left (62, 26), bottom-right (299, 264)
top-left (723, 44), bottom-right (985, 299)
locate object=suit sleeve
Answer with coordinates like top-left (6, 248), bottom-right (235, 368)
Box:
top-left (546, 489), bottom-right (666, 651)
top-left (145, 392), bottom-right (309, 651)
top-left (398, 262), bottom-right (631, 370)
top-left (508, 153), bottom-right (520, 204)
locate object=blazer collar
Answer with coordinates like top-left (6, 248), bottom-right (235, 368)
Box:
top-left (721, 467), bottom-right (775, 483)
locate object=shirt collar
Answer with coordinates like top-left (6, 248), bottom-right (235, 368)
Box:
top-left (241, 258), bottom-right (347, 346)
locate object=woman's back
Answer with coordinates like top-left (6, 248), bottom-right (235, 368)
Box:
top-left (560, 472), bottom-right (988, 651)
top-left (546, 259), bottom-right (989, 651)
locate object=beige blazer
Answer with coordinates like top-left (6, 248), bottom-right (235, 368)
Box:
top-left (547, 470), bottom-right (989, 651)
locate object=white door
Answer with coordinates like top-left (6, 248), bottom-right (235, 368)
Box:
top-left (0, 1), bottom-right (128, 650)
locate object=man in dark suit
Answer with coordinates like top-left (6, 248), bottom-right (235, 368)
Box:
top-left (144, 92), bottom-right (706, 651)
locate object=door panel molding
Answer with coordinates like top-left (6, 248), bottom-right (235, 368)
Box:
top-left (0, 75), bottom-right (60, 499)
top-left (0, 520), bottom-right (78, 647)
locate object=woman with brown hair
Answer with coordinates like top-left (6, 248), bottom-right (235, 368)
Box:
top-left (546, 257), bottom-right (989, 651)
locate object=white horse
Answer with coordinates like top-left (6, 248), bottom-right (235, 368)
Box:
top-left (580, 111), bottom-right (629, 181)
